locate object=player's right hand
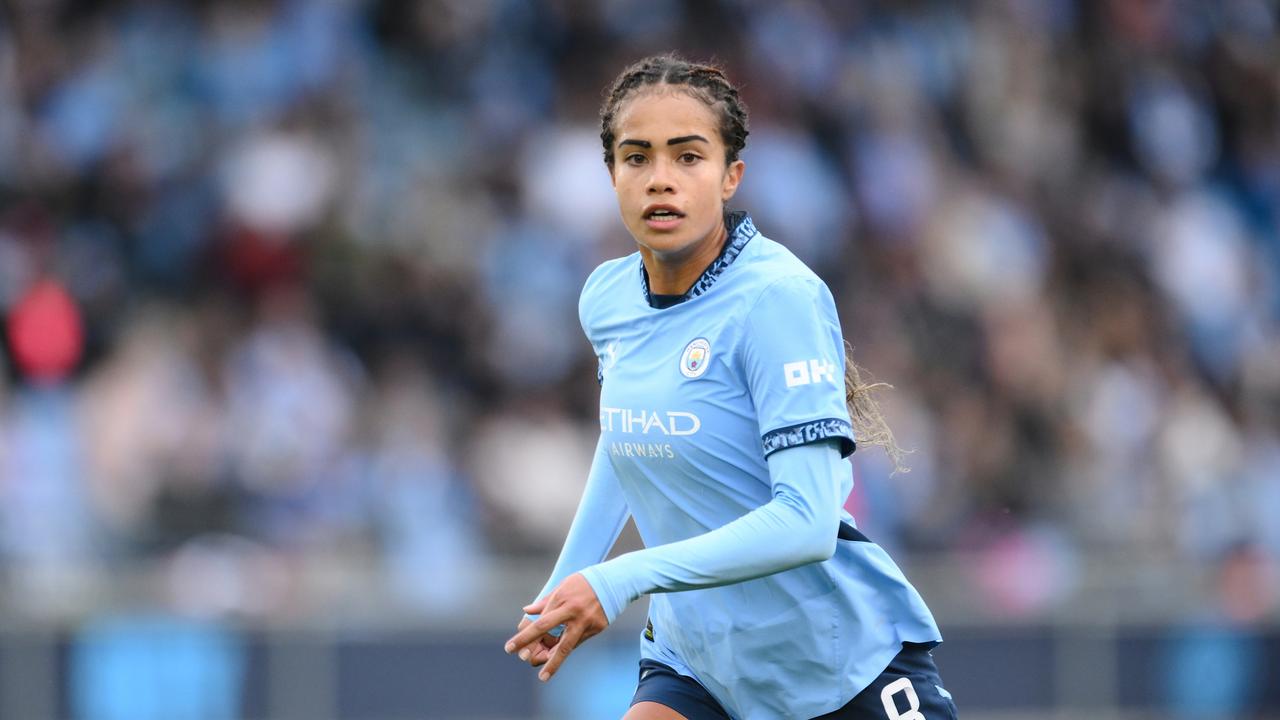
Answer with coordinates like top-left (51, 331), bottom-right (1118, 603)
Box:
top-left (505, 573), bottom-right (609, 682)
top-left (513, 616), bottom-right (558, 667)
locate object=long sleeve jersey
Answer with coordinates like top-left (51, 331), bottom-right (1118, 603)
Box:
top-left (532, 212), bottom-right (941, 720)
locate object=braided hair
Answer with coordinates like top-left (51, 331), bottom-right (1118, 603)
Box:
top-left (599, 54), bottom-right (749, 169)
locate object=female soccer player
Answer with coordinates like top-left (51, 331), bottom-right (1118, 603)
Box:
top-left (505, 54), bottom-right (956, 720)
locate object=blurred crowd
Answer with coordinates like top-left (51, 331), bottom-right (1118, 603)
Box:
top-left (1, 0), bottom-right (1278, 629)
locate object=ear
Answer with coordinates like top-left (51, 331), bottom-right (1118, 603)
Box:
top-left (721, 159), bottom-right (745, 202)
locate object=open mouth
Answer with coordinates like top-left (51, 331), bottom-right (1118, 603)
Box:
top-left (644, 206), bottom-right (685, 223)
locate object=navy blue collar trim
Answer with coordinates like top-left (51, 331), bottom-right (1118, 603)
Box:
top-left (640, 211), bottom-right (758, 308)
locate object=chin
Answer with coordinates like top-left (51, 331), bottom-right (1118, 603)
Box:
top-left (634, 219), bottom-right (715, 255)
top-left (639, 233), bottom-right (701, 257)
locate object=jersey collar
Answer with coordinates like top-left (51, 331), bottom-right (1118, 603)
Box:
top-left (640, 211), bottom-right (758, 308)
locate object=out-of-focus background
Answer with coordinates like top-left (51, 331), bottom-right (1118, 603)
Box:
top-left (0, 0), bottom-right (1277, 718)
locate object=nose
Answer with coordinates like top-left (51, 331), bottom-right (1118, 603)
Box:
top-left (646, 158), bottom-right (676, 195)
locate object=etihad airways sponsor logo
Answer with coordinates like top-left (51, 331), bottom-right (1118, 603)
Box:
top-left (599, 407), bottom-right (701, 436)
top-left (609, 442), bottom-right (676, 459)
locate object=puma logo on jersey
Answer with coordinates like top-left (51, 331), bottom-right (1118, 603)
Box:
top-left (783, 359), bottom-right (838, 388)
top-left (601, 340), bottom-right (619, 370)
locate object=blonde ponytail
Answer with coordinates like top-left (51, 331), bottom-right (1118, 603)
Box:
top-left (843, 342), bottom-right (910, 475)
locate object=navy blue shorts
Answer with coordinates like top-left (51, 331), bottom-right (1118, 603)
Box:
top-left (631, 642), bottom-right (958, 719)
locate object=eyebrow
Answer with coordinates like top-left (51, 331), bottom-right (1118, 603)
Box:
top-left (616, 134), bottom-right (711, 149)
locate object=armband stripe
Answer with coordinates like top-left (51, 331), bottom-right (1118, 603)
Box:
top-left (761, 418), bottom-right (856, 458)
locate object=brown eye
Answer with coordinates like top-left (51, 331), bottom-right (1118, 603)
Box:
top-left (679, 152), bottom-right (701, 164)
top-left (625, 153), bottom-right (647, 166)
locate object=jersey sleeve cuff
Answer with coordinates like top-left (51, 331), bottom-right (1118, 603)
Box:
top-left (578, 565), bottom-right (629, 626)
top-left (761, 418), bottom-right (856, 458)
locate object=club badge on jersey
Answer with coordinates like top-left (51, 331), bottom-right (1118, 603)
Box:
top-left (679, 338), bottom-right (711, 379)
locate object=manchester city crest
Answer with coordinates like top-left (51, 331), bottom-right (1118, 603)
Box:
top-left (679, 337), bottom-right (711, 378)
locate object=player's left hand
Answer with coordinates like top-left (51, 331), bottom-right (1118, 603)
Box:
top-left (504, 573), bottom-right (608, 682)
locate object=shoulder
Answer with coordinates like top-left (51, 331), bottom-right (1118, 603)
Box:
top-left (736, 234), bottom-right (836, 315)
top-left (579, 252), bottom-right (640, 334)
top-left (582, 253), bottom-right (638, 297)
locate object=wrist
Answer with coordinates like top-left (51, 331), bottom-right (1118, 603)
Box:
top-left (578, 564), bottom-right (630, 624)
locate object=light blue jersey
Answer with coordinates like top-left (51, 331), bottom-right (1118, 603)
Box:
top-left (533, 212), bottom-right (942, 720)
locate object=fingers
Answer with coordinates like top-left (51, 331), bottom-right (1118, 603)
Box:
top-left (529, 630), bottom-right (555, 666)
top-left (505, 606), bottom-right (570, 656)
top-left (508, 574), bottom-right (611, 676)
top-left (538, 622), bottom-right (584, 682)
top-left (518, 632), bottom-right (557, 665)
top-left (513, 618), bottom-right (535, 661)
top-left (514, 617), bottom-right (558, 664)
top-left (528, 635), bottom-right (556, 667)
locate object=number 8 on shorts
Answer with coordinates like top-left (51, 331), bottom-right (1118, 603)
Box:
top-left (880, 677), bottom-right (926, 720)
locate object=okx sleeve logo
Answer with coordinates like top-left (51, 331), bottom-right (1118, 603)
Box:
top-left (783, 359), bottom-right (837, 388)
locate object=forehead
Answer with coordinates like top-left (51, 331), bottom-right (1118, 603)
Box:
top-left (613, 88), bottom-right (721, 144)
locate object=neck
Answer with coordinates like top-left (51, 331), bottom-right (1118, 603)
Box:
top-left (639, 220), bottom-right (728, 296)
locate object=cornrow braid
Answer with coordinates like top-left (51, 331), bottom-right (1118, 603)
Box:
top-left (600, 53), bottom-right (750, 169)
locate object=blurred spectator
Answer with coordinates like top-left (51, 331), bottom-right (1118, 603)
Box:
top-left (363, 348), bottom-right (486, 613)
top-left (468, 400), bottom-right (596, 554)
